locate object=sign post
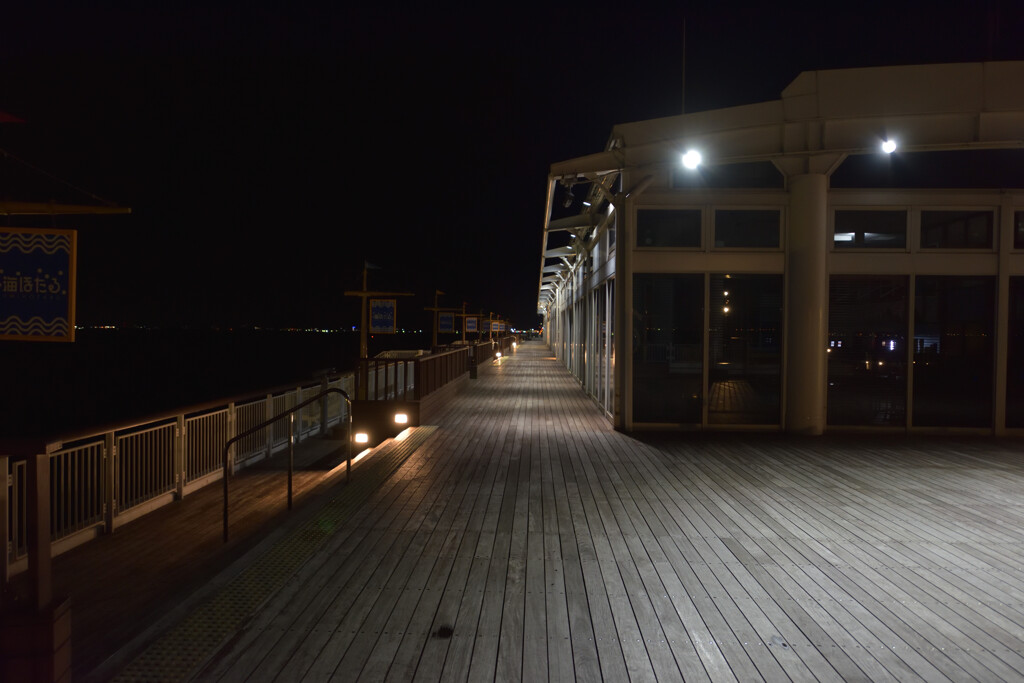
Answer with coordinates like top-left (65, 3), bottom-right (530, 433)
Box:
top-left (344, 263), bottom-right (413, 399)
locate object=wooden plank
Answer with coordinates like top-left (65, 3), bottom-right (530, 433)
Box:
top-left (54, 342), bottom-right (1024, 683)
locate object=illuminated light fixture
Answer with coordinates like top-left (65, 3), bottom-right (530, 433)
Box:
top-left (495, 352), bottom-right (502, 359)
top-left (723, 306), bottom-right (730, 313)
top-left (394, 413), bottom-right (408, 425)
top-left (881, 139), bottom-right (897, 154)
top-left (681, 149), bottom-right (702, 169)
top-left (354, 432), bottom-right (369, 444)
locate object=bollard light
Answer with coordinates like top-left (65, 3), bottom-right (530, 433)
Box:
top-left (495, 352), bottom-right (502, 359)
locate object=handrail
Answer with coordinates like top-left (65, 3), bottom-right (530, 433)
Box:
top-left (222, 387), bottom-right (352, 542)
top-left (44, 372), bottom-right (353, 451)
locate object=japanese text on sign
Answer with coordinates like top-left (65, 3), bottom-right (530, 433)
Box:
top-left (0, 228), bottom-right (77, 342)
top-left (369, 298), bottom-right (397, 334)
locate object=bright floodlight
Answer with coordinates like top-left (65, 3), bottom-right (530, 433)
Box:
top-left (682, 150), bottom-right (702, 169)
top-left (881, 139), bottom-right (897, 154)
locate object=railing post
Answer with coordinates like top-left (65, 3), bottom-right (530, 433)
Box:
top-left (103, 431), bottom-right (116, 534)
top-left (413, 358), bottom-right (422, 401)
top-left (227, 402), bottom-right (237, 473)
top-left (26, 452), bottom-right (52, 611)
top-left (288, 414), bottom-right (294, 510)
top-left (319, 377), bottom-right (329, 436)
top-left (175, 414), bottom-right (186, 500)
top-left (0, 455), bottom-right (8, 597)
top-left (265, 393), bottom-right (274, 459)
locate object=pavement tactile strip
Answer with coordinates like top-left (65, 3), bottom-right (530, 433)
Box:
top-left (110, 426), bottom-right (438, 683)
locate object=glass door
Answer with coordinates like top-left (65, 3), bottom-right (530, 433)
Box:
top-left (707, 274), bottom-right (783, 425)
top-left (633, 274), bottom-right (704, 423)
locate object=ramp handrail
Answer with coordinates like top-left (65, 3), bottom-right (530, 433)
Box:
top-left (222, 387), bottom-right (352, 542)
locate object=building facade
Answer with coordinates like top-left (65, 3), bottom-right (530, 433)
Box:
top-left (538, 61), bottom-right (1024, 435)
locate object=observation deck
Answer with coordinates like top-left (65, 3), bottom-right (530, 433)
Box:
top-left (7, 341), bottom-right (1024, 681)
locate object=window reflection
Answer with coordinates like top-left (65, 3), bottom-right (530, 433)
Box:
top-left (714, 210), bottom-right (780, 248)
top-left (636, 210), bottom-right (701, 248)
top-left (913, 276), bottom-right (994, 427)
top-left (707, 274), bottom-right (782, 424)
top-left (920, 211), bottom-right (993, 249)
top-left (633, 274), bottom-right (703, 423)
top-left (1008, 277), bottom-right (1024, 428)
top-left (828, 276), bottom-right (908, 426)
top-left (833, 210), bottom-right (907, 249)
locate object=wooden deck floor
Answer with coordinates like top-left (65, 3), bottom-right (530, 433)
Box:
top-left (95, 341), bottom-right (1024, 680)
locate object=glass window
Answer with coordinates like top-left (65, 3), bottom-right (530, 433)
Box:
top-left (636, 209), bottom-right (701, 248)
top-left (714, 210), bottom-right (780, 248)
top-left (913, 276), bottom-right (995, 427)
top-left (1008, 277), bottom-right (1024, 428)
top-left (633, 274), bottom-right (703, 423)
top-left (827, 276), bottom-right (908, 426)
top-left (1015, 211), bottom-right (1023, 250)
top-left (833, 210), bottom-right (907, 249)
top-left (708, 274), bottom-right (782, 424)
top-left (920, 210), bottom-right (993, 249)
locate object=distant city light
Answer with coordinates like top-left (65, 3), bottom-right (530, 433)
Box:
top-left (881, 139), bottom-right (897, 154)
top-left (682, 150), bottom-right (702, 169)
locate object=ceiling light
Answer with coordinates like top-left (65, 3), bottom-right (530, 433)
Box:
top-left (881, 139), bottom-right (897, 154)
top-left (682, 150), bottom-right (702, 169)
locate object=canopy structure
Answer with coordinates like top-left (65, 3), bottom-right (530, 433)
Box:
top-left (538, 60), bottom-right (1024, 312)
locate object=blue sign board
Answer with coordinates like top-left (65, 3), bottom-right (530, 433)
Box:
top-left (465, 316), bottom-right (477, 333)
top-left (438, 312), bottom-right (454, 333)
top-left (0, 228), bottom-right (76, 342)
top-left (370, 298), bottom-right (397, 333)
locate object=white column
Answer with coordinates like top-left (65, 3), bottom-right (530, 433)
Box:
top-left (785, 174), bottom-right (829, 434)
top-left (614, 192), bottom-right (630, 430)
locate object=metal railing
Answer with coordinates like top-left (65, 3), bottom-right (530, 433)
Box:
top-left (222, 387), bottom-right (352, 542)
top-left (2, 339), bottom-right (518, 579)
top-left (412, 346), bottom-right (469, 398)
top-left (3, 374), bottom-right (354, 579)
top-left (359, 358), bottom-right (416, 400)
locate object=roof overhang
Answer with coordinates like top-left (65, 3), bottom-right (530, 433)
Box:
top-left (0, 201), bottom-right (131, 216)
top-left (538, 61), bottom-right (1024, 314)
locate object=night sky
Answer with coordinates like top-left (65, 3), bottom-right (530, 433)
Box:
top-left (2, 2), bottom-right (1022, 331)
